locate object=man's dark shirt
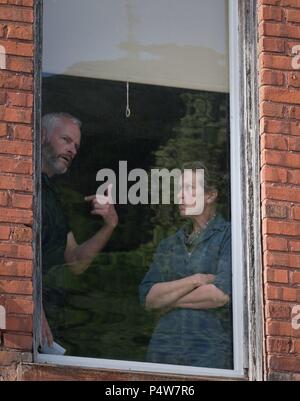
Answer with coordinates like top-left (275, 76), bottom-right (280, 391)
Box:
top-left (42, 173), bottom-right (70, 331)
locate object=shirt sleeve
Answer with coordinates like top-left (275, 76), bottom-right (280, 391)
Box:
top-left (213, 224), bottom-right (232, 296)
top-left (139, 240), bottom-right (171, 306)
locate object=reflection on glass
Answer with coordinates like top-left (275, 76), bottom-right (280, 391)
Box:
top-left (43, 0), bottom-right (229, 92)
top-left (41, 0), bottom-right (232, 370)
top-left (41, 76), bottom-right (231, 366)
top-left (140, 162), bottom-right (232, 369)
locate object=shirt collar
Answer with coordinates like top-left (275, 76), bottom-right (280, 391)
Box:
top-left (177, 215), bottom-right (227, 244)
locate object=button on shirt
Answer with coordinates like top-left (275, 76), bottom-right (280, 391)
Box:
top-left (139, 215), bottom-right (233, 369)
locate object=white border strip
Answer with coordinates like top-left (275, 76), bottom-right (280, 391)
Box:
top-left (38, 0), bottom-right (245, 379)
top-left (36, 353), bottom-right (244, 379)
top-left (229, 0), bottom-right (245, 375)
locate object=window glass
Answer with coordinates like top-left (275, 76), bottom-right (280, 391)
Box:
top-left (41, 0), bottom-right (233, 371)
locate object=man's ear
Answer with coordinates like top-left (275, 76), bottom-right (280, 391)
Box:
top-left (207, 190), bottom-right (218, 204)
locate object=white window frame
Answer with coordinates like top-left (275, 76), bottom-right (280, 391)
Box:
top-left (35, 0), bottom-right (258, 380)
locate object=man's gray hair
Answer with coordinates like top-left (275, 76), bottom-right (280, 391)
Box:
top-left (42, 112), bottom-right (82, 139)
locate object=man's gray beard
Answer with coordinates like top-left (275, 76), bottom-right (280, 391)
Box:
top-left (42, 142), bottom-right (67, 176)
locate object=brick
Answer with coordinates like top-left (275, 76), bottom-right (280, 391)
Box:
top-left (265, 236), bottom-right (288, 251)
top-left (0, 190), bottom-right (8, 206)
top-left (260, 54), bottom-right (293, 71)
top-left (269, 356), bottom-right (300, 372)
top-left (6, 24), bottom-right (33, 41)
top-left (12, 124), bottom-right (32, 140)
top-left (0, 90), bottom-right (6, 105)
top-left (294, 206), bottom-right (300, 219)
top-left (264, 202), bottom-right (288, 218)
top-left (289, 105), bottom-right (300, 120)
top-left (266, 301), bottom-right (291, 319)
top-left (3, 333), bottom-right (32, 351)
top-left (6, 56), bottom-right (33, 73)
top-left (260, 22), bottom-right (300, 40)
top-left (0, 225), bottom-right (10, 240)
top-left (281, 0), bottom-right (300, 8)
top-left (291, 271), bottom-right (300, 284)
top-left (288, 136), bottom-right (300, 151)
top-left (0, 72), bottom-right (33, 91)
top-left (259, 6), bottom-right (282, 22)
top-left (0, 351), bottom-right (20, 366)
top-left (10, 226), bottom-right (32, 242)
top-left (260, 119), bottom-right (295, 135)
top-left (290, 240), bottom-right (300, 251)
top-left (6, 314), bottom-right (32, 332)
top-left (288, 72), bottom-right (300, 89)
top-left (260, 87), bottom-right (300, 105)
top-left (0, 259), bottom-right (32, 277)
top-left (261, 165), bottom-right (288, 183)
top-left (268, 371), bottom-right (294, 381)
top-left (265, 252), bottom-right (300, 268)
top-left (0, 7), bottom-right (33, 23)
top-left (263, 219), bottom-right (300, 236)
top-left (261, 134), bottom-right (287, 151)
top-left (293, 339), bottom-right (300, 353)
top-left (261, 70), bottom-right (285, 86)
top-left (8, 0), bottom-right (34, 6)
top-left (0, 243), bottom-right (32, 259)
top-left (0, 175), bottom-right (33, 191)
top-left (0, 122), bottom-right (7, 137)
top-left (6, 92), bottom-right (32, 107)
top-left (267, 337), bottom-right (292, 353)
top-left (0, 106), bottom-right (32, 123)
top-left (0, 279), bottom-right (32, 295)
top-left (287, 9), bottom-right (300, 24)
top-left (259, 0), bottom-right (281, 5)
top-left (0, 207), bottom-right (32, 225)
top-left (266, 320), bottom-right (292, 336)
top-left (288, 170), bottom-right (300, 185)
top-left (262, 150), bottom-right (300, 168)
top-left (262, 184), bottom-right (300, 203)
top-left (259, 37), bottom-right (285, 53)
top-left (267, 284), bottom-right (300, 301)
top-left (11, 193), bottom-right (32, 209)
top-left (0, 140), bottom-right (32, 156)
top-left (266, 267), bottom-right (289, 282)
top-left (260, 102), bottom-right (285, 118)
top-left (0, 39), bottom-right (33, 58)
top-left (0, 157), bottom-right (32, 175)
top-left (5, 298), bottom-right (33, 315)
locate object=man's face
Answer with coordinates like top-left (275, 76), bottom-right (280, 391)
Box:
top-left (42, 118), bottom-right (81, 176)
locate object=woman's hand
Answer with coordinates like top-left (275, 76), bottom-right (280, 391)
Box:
top-left (191, 273), bottom-right (215, 288)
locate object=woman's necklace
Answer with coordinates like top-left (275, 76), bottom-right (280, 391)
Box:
top-left (187, 214), bottom-right (216, 245)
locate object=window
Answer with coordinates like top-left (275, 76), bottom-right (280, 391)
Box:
top-left (36, 0), bottom-right (248, 378)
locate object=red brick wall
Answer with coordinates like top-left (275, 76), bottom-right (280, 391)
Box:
top-left (0, 0), bottom-right (34, 381)
top-left (259, 0), bottom-right (300, 381)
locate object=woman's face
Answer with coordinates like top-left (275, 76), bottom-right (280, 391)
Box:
top-left (177, 171), bottom-right (205, 217)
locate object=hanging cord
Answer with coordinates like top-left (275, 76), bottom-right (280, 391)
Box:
top-left (126, 81), bottom-right (131, 118)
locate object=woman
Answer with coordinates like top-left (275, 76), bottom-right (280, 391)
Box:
top-left (139, 162), bottom-right (233, 369)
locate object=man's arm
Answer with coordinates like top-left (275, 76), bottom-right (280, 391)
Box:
top-left (174, 284), bottom-right (229, 310)
top-left (64, 188), bottom-right (118, 275)
top-left (145, 273), bottom-right (215, 310)
top-left (64, 223), bottom-right (116, 275)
